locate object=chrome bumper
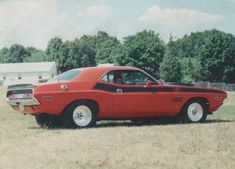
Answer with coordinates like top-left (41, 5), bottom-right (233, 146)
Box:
top-left (6, 97), bottom-right (40, 112)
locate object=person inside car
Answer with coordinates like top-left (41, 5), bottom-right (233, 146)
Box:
top-left (113, 71), bottom-right (123, 84)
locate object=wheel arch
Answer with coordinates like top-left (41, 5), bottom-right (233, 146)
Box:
top-left (180, 97), bottom-right (210, 115)
top-left (61, 99), bottom-right (100, 115)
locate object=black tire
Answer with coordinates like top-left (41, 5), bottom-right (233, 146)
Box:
top-left (180, 99), bottom-right (207, 123)
top-left (62, 101), bottom-right (98, 128)
top-left (35, 114), bottom-right (62, 128)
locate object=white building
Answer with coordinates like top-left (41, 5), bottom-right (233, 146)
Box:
top-left (0, 62), bottom-right (57, 86)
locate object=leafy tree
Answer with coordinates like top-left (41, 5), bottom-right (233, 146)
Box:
top-left (180, 57), bottom-right (202, 83)
top-left (1, 29), bottom-right (234, 83)
top-left (160, 37), bottom-right (181, 82)
top-left (78, 35), bottom-right (97, 67)
top-left (173, 32), bottom-right (205, 59)
top-left (61, 31), bottom-right (119, 70)
top-left (65, 39), bottom-right (82, 69)
top-left (6, 44), bottom-right (30, 63)
top-left (0, 47), bottom-right (9, 63)
top-left (46, 37), bottom-right (70, 72)
top-left (199, 30), bottom-right (235, 82)
top-left (95, 31), bottom-right (120, 64)
top-left (173, 29), bottom-right (235, 83)
top-left (113, 30), bottom-right (166, 77)
top-left (25, 47), bottom-right (46, 62)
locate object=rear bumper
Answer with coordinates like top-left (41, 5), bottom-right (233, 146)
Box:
top-left (6, 97), bottom-right (40, 114)
top-left (6, 97), bottom-right (39, 106)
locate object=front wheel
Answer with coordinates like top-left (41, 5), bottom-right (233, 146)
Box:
top-left (62, 101), bottom-right (98, 128)
top-left (181, 100), bottom-right (207, 123)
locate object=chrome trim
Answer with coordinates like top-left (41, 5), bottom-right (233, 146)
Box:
top-left (116, 88), bottom-right (123, 93)
top-left (6, 97), bottom-right (40, 106)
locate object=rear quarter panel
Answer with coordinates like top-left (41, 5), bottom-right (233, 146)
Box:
top-left (33, 82), bottom-right (113, 117)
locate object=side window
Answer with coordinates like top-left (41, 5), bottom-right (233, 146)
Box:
top-left (101, 70), bottom-right (156, 85)
top-left (122, 71), bottom-right (150, 85)
top-left (100, 71), bottom-right (124, 84)
top-left (101, 72), bottom-right (114, 83)
top-left (123, 70), bottom-right (157, 85)
top-left (48, 69), bottom-right (80, 82)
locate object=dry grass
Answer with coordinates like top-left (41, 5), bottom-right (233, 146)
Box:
top-left (224, 92), bottom-right (235, 106)
top-left (0, 86), bottom-right (5, 96)
top-left (0, 87), bottom-right (235, 169)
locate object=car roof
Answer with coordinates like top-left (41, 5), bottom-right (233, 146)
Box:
top-left (72, 66), bottom-right (140, 82)
top-left (80, 66), bottom-right (139, 72)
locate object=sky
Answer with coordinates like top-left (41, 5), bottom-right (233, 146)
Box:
top-left (0, 0), bottom-right (235, 49)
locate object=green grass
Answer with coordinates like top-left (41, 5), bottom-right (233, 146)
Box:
top-left (210, 106), bottom-right (235, 120)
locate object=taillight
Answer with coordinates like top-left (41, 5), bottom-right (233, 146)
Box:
top-left (8, 93), bottom-right (33, 99)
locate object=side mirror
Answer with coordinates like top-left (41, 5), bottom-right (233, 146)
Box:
top-left (145, 80), bottom-right (152, 88)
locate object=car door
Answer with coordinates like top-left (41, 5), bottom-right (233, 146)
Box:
top-left (110, 70), bottom-right (163, 118)
top-left (95, 69), bottom-right (176, 118)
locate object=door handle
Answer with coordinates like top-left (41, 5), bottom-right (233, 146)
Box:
top-left (116, 88), bottom-right (123, 93)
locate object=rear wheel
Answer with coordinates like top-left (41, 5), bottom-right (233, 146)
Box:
top-left (181, 100), bottom-right (207, 123)
top-left (35, 114), bottom-right (62, 128)
top-left (62, 101), bottom-right (98, 128)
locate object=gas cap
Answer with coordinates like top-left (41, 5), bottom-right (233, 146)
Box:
top-left (60, 84), bottom-right (69, 91)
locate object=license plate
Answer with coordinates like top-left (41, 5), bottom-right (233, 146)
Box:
top-left (19, 104), bottom-right (24, 111)
top-left (17, 94), bottom-right (24, 99)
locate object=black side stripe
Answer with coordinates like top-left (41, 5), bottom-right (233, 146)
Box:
top-left (180, 88), bottom-right (225, 94)
top-left (93, 83), bottom-right (174, 93)
top-left (93, 83), bottom-right (225, 94)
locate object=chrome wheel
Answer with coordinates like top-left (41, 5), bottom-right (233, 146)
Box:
top-left (187, 103), bottom-right (203, 122)
top-left (72, 105), bottom-right (92, 127)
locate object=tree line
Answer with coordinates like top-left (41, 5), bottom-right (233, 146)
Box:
top-left (0, 29), bottom-right (235, 83)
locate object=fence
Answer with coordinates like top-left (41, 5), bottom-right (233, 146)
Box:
top-left (194, 82), bottom-right (235, 91)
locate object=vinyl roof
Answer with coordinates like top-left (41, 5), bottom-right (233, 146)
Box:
top-left (0, 62), bottom-right (56, 74)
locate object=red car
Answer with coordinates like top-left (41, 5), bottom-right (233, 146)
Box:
top-left (6, 66), bottom-right (227, 128)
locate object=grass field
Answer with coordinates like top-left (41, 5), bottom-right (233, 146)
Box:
top-left (0, 87), bottom-right (234, 169)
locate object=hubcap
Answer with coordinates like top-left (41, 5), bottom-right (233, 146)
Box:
top-left (187, 103), bottom-right (203, 122)
top-left (72, 105), bottom-right (92, 127)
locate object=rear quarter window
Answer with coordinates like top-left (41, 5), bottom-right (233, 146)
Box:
top-left (48, 69), bottom-right (80, 82)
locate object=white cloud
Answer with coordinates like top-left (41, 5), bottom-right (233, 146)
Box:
top-left (77, 4), bottom-right (112, 18)
top-left (139, 5), bottom-right (223, 27)
top-left (0, 1), bottom-right (114, 49)
top-left (0, 0), bottom-right (64, 49)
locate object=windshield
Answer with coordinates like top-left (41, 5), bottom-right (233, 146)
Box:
top-left (48, 69), bottom-right (80, 82)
